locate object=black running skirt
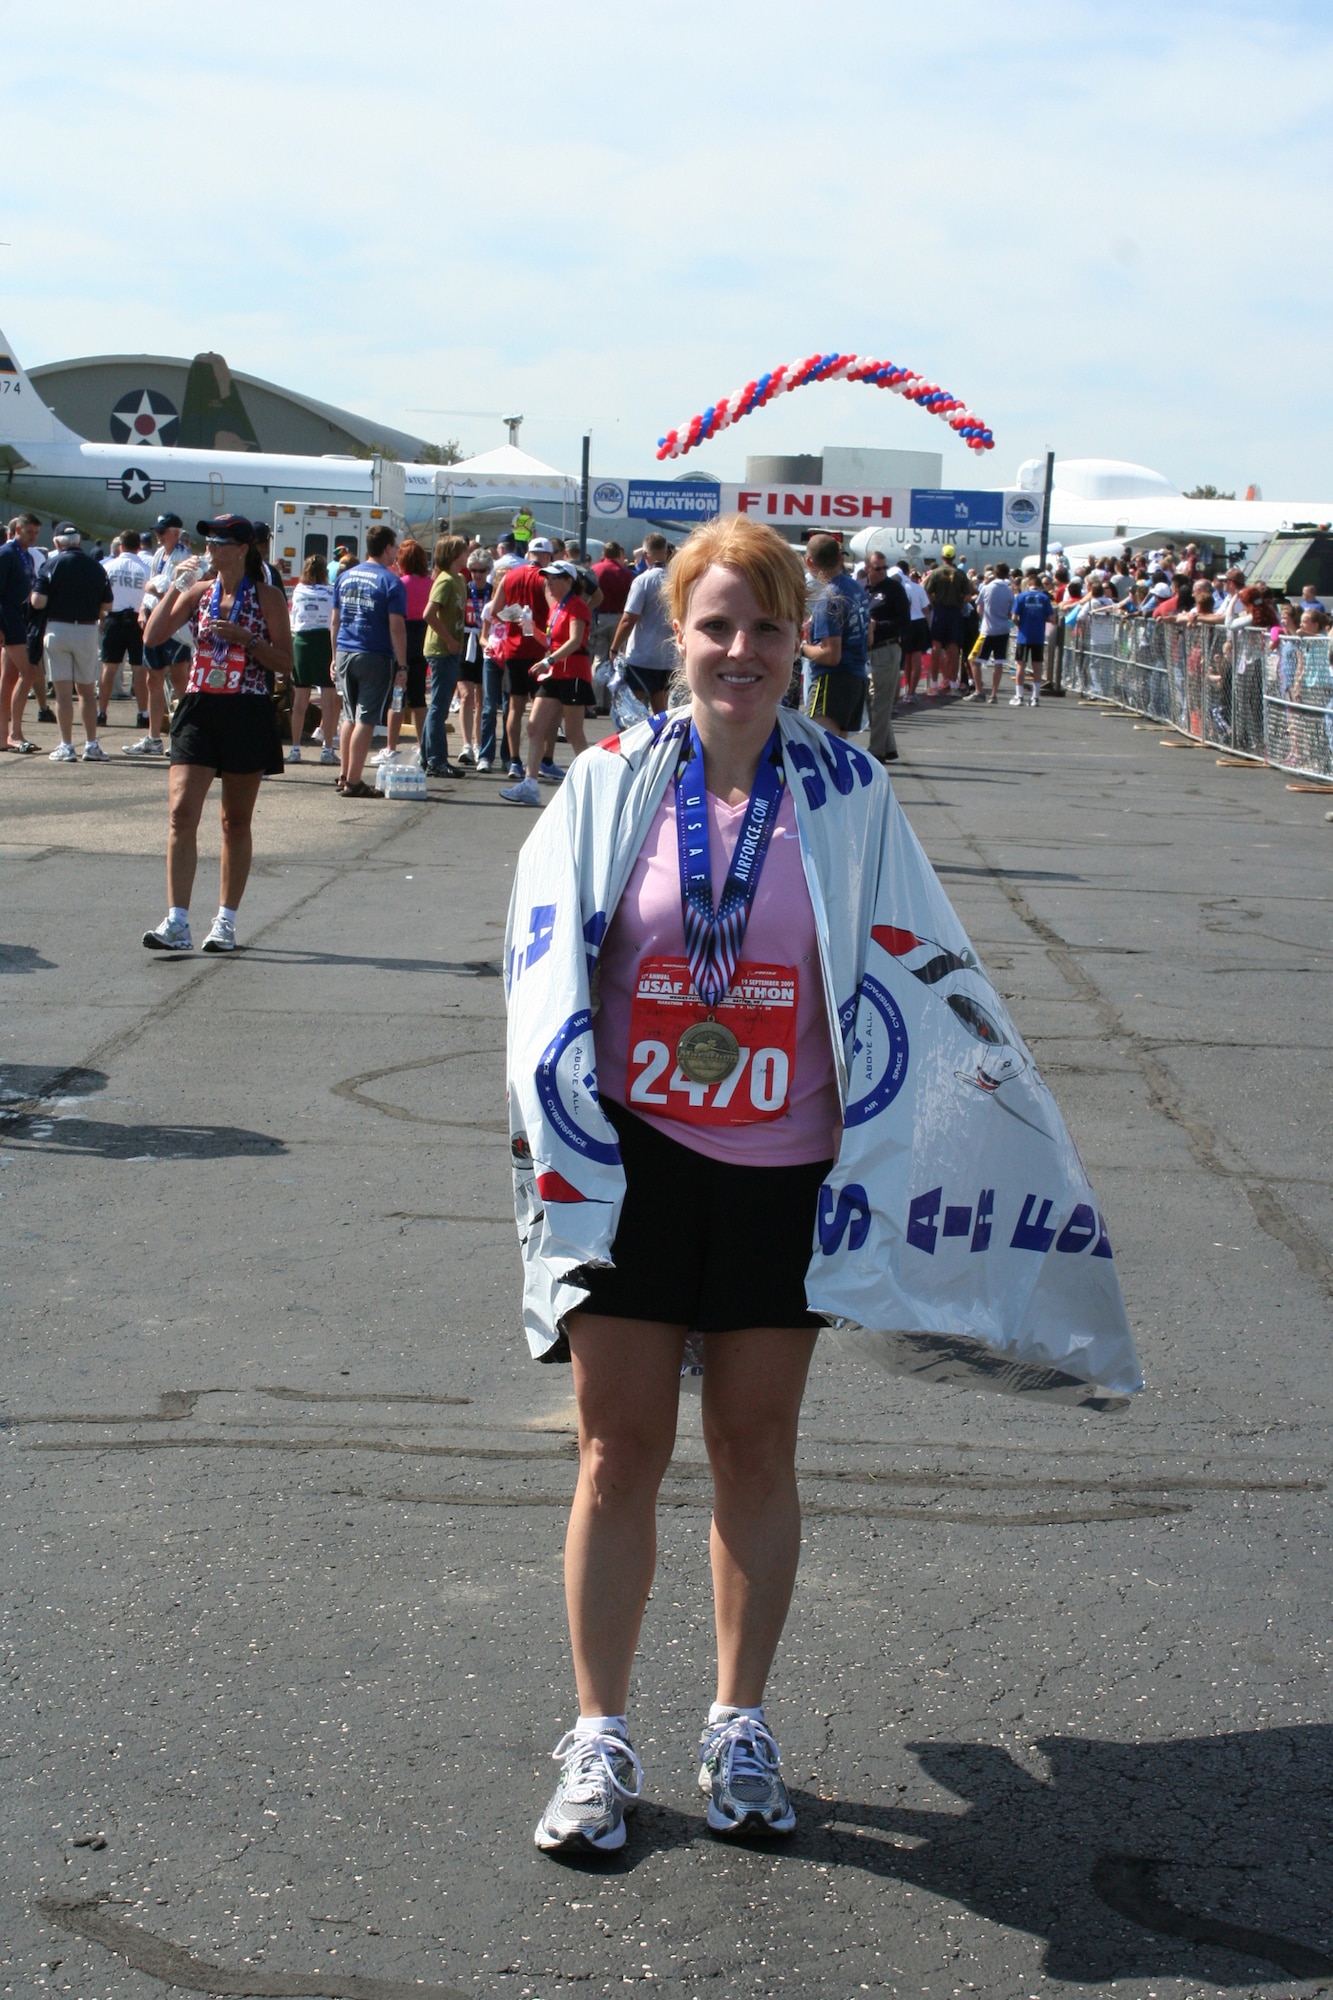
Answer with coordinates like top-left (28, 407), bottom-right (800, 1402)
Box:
top-left (169, 692), bottom-right (284, 775)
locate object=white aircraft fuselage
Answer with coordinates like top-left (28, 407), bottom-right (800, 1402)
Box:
top-left (0, 328), bottom-right (440, 539)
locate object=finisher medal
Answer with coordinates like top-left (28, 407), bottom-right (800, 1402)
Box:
top-left (675, 1018), bottom-right (742, 1084)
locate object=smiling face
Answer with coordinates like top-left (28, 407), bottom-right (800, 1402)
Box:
top-left (676, 564), bottom-right (797, 733)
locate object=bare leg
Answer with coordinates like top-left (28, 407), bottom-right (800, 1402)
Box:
top-left (342, 718), bottom-right (374, 787)
top-left (702, 1327), bottom-right (817, 1707)
top-left (166, 763), bottom-right (215, 908)
top-left (218, 770), bottom-right (264, 909)
top-left (563, 1315), bottom-right (686, 1715)
top-left (98, 658), bottom-right (118, 716)
top-left (319, 684), bottom-right (340, 755)
top-left (145, 668), bottom-right (169, 739)
top-left (289, 685), bottom-right (311, 749)
top-left (386, 703), bottom-right (404, 753)
top-left (53, 680), bottom-right (75, 746)
top-left (78, 683), bottom-right (99, 742)
top-left (1, 647), bottom-right (29, 743)
top-left (132, 661), bottom-right (148, 718)
top-left (459, 680), bottom-right (481, 752)
top-left (524, 695), bottom-right (561, 779)
top-left (561, 706), bottom-right (589, 756)
top-left (505, 695), bottom-right (528, 767)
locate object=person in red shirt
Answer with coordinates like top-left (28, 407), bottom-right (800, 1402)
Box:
top-left (489, 534), bottom-right (554, 776)
top-left (500, 561), bottom-right (592, 806)
top-left (591, 539), bottom-right (634, 673)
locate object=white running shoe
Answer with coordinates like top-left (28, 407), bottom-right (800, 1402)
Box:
top-left (456, 746), bottom-right (477, 767)
top-left (319, 745), bottom-right (339, 764)
top-left (1028, 692), bottom-right (1041, 707)
top-left (121, 735), bottom-right (164, 756)
top-left (534, 1728), bottom-right (643, 1853)
top-left (698, 1714), bottom-right (795, 1838)
top-left (1009, 693), bottom-right (1025, 706)
top-left (81, 740), bottom-right (107, 761)
top-left (49, 742), bottom-right (77, 763)
top-left (475, 758), bottom-right (494, 774)
top-left (201, 915), bottom-right (236, 953)
top-left (286, 744), bottom-right (302, 762)
top-left (143, 914), bottom-right (192, 952)
top-left (500, 776), bottom-right (541, 806)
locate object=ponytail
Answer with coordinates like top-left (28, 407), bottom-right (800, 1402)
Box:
top-left (244, 545), bottom-right (266, 587)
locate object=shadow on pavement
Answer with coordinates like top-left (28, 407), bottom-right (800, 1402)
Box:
top-left (789, 1725), bottom-right (1333, 1984)
top-left (242, 948), bottom-right (502, 978)
top-left (0, 943), bottom-right (56, 974)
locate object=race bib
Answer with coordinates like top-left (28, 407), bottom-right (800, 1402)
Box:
top-left (626, 955), bottom-right (798, 1128)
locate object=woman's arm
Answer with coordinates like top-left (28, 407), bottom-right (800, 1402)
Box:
top-left (254, 581), bottom-right (294, 676)
top-left (546, 618), bottom-right (588, 666)
top-left (142, 579), bottom-right (210, 646)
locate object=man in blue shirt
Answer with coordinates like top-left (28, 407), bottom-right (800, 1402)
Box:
top-left (330, 524), bottom-right (408, 795)
top-left (799, 533), bottom-right (870, 738)
top-left (1010, 575), bottom-right (1054, 707)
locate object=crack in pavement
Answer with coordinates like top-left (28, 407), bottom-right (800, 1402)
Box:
top-left (913, 777), bottom-right (1333, 1300)
top-left (38, 1895), bottom-right (469, 2000)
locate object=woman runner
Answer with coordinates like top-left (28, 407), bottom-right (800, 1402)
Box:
top-left (140, 514), bottom-right (291, 953)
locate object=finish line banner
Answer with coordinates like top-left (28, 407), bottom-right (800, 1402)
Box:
top-left (590, 480), bottom-right (722, 522)
top-left (722, 484), bottom-right (910, 523)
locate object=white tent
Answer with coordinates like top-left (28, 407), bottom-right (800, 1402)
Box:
top-left (436, 444), bottom-right (578, 534)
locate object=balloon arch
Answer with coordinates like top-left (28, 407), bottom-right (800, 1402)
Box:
top-left (656, 350), bottom-right (994, 463)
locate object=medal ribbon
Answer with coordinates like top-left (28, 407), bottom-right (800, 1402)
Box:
top-left (207, 574), bottom-right (254, 665)
top-left (674, 723), bottom-right (785, 1008)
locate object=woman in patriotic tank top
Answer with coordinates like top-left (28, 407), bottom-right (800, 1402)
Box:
top-left (140, 513), bottom-right (292, 954)
top-left (522, 516), bottom-right (835, 1857)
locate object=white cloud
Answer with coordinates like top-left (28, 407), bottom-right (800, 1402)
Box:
top-left (3, 0), bottom-right (1331, 493)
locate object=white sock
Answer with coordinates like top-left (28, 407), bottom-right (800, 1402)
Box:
top-left (169, 906), bottom-right (189, 926)
top-left (574, 1713), bottom-right (628, 1740)
top-left (218, 905), bottom-right (237, 925)
top-left (708, 1701), bottom-right (765, 1727)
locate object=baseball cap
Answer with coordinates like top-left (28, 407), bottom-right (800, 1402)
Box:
top-left (541, 560), bottom-right (580, 581)
top-left (527, 536), bottom-right (554, 556)
top-left (1150, 581), bottom-right (1172, 599)
top-left (196, 514), bottom-right (255, 545)
top-left (53, 521), bottom-right (81, 543)
top-left (942, 543), bottom-right (956, 559)
top-left (154, 511), bottom-right (183, 531)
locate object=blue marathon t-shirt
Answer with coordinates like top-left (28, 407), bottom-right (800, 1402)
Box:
top-left (334, 560), bottom-right (407, 656)
top-left (1012, 588), bottom-right (1053, 646)
top-left (809, 573), bottom-right (870, 678)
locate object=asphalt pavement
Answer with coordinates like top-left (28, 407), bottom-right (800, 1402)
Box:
top-left (2, 692), bottom-right (1331, 2000)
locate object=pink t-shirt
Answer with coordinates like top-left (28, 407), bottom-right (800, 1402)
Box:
top-left (594, 784), bottom-right (840, 1165)
top-left (402, 573), bottom-right (432, 619)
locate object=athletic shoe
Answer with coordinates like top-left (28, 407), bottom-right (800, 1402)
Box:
top-left (143, 915), bottom-right (192, 953)
top-left (987, 692), bottom-right (998, 704)
top-left (1028, 692), bottom-right (1041, 708)
top-left (456, 746), bottom-right (477, 767)
top-left (286, 744), bottom-right (302, 763)
top-left (538, 760), bottom-right (564, 784)
top-left (1009, 693), bottom-right (1025, 707)
top-left (500, 776), bottom-right (541, 806)
top-left (475, 758), bottom-right (494, 774)
top-left (121, 736), bottom-right (164, 757)
top-left (201, 915), bottom-right (236, 953)
top-left (507, 760), bottom-right (525, 779)
top-left (37, 706), bottom-right (57, 724)
top-left (49, 742), bottom-right (76, 763)
top-left (96, 709), bottom-right (108, 726)
top-left (698, 1714), bottom-right (795, 1838)
top-left (534, 1728), bottom-right (643, 1853)
top-left (961, 690), bottom-right (985, 703)
top-left (81, 741), bottom-right (108, 762)
top-left (319, 746), bottom-right (339, 765)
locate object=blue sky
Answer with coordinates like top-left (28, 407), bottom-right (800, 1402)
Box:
top-left (5, 0), bottom-right (1333, 495)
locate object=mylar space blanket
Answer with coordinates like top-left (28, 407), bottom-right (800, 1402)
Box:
top-left (504, 710), bottom-right (1142, 1406)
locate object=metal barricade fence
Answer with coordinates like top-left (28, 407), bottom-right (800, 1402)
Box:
top-left (1063, 615), bottom-right (1333, 782)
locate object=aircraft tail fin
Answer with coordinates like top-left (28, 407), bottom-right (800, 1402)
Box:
top-left (0, 331), bottom-right (82, 451)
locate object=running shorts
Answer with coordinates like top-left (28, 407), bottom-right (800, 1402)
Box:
top-left (1016, 640), bottom-right (1045, 666)
top-left (571, 1098), bottom-right (832, 1334)
top-left (929, 605), bottom-right (964, 648)
top-left (169, 691), bottom-right (284, 775)
top-left (906, 616), bottom-right (930, 653)
top-left (978, 633), bottom-right (1010, 662)
top-left (45, 623), bottom-right (101, 685)
top-left (533, 675), bottom-right (594, 707)
top-left (806, 667), bottom-right (866, 734)
top-left (100, 609), bottom-right (145, 668)
top-left (336, 649), bottom-right (395, 726)
top-left (503, 660), bottom-right (537, 700)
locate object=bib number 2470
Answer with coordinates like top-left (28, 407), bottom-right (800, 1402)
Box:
top-left (630, 1040), bottom-right (789, 1116)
